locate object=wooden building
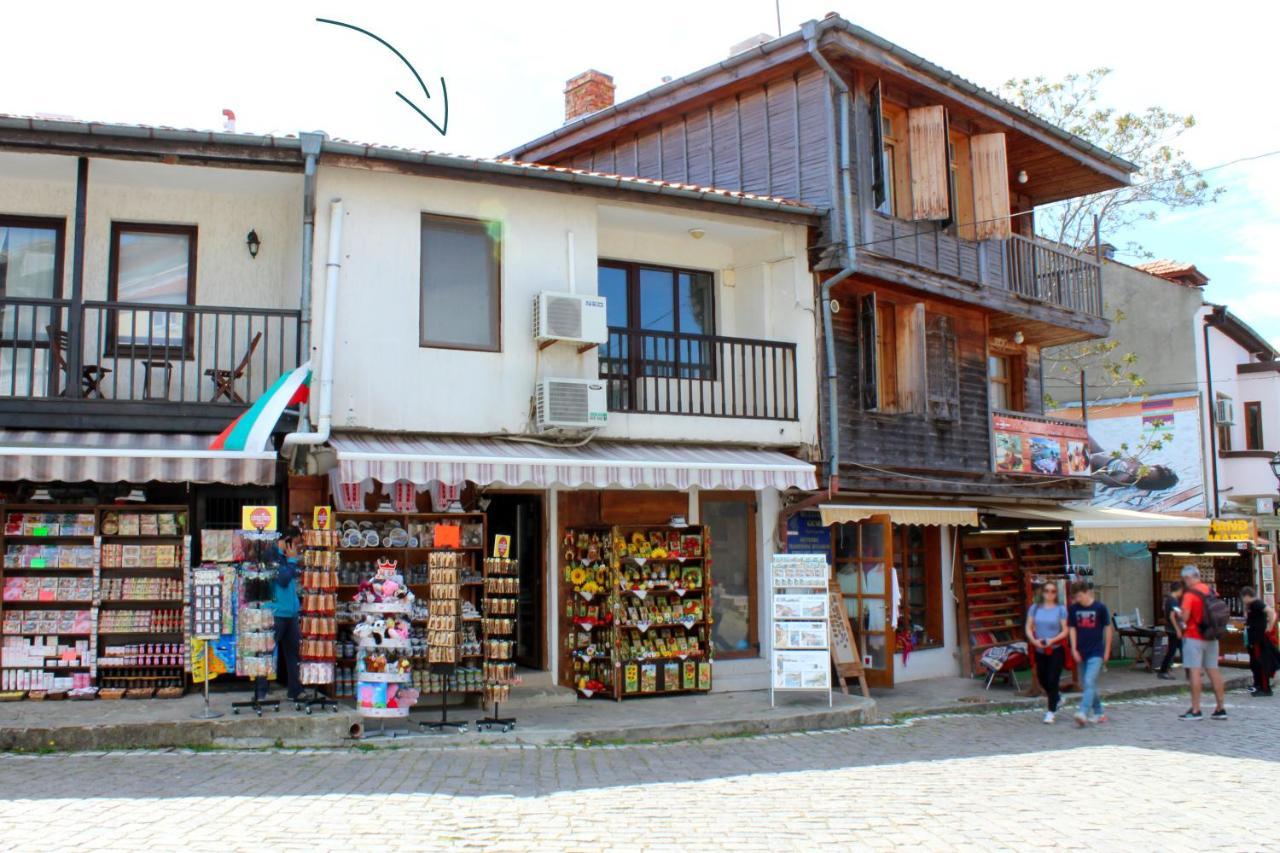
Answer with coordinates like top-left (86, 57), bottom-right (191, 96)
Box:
top-left (506, 14), bottom-right (1139, 687)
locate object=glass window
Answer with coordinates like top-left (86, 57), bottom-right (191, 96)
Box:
top-left (598, 261), bottom-right (717, 386)
top-left (0, 217), bottom-right (63, 396)
top-left (677, 272), bottom-right (713, 336)
top-left (597, 265), bottom-right (629, 328)
top-left (702, 496), bottom-right (757, 658)
top-left (896, 525), bottom-right (941, 650)
top-left (638, 268), bottom-right (676, 332)
top-left (420, 214), bottom-right (500, 351)
top-left (0, 220), bottom-right (60, 300)
top-left (832, 520), bottom-right (893, 676)
top-left (110, 224), bottom-right (195, 354)
top-left (1244, 402), bottom-right (1263, 450)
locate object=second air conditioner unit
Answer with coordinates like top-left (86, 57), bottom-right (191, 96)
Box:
top-left (534, 291), bottom-right (608, 346)
top-left (1215, 398), bottom-right (1235, 425)
top-left (535, 379), bottom-right (608, 431)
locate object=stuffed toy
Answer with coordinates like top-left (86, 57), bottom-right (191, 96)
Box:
top-left (366, 653), bottom-right (387, 673)
top-left (355, 579), bottom-right (378, 604)
top-left (353, 616), bottom-right (387, 646)
top-left (397, 658), bottom-right (412, 673)
top-left (385, 617), bottom-right (410, 641)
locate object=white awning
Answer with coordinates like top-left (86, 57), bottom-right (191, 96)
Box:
top-left (329, 432), bottom-right (817, 491)
top-left (0, 430), bottom-right (277, 486)
top-left (980, 504), bottom-right (1210, 545)
top-left (819, 503), bottom-right (979, 527)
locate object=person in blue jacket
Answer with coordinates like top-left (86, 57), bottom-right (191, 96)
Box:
top-left (254, 526), bottom-right (303, 702)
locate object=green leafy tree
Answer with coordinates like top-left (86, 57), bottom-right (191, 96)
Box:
top-left (1000, 67), bottom-right (1223, 253)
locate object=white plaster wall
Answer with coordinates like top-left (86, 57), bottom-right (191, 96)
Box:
top-left (312, 164), bottom-right (818, 447)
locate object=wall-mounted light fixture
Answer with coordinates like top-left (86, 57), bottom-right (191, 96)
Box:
top-left (688, 228), bottom-right (705, 240)
top-left (1014, 330), bottom-right (1025, 344)
top-left (1017, 170), bottom-right (1029, 184)
top-left (246, 229), bottom-right (262, 259)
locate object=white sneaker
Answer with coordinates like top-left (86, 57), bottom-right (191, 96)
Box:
top-left (1043, 711), bottom-right (1055, 725)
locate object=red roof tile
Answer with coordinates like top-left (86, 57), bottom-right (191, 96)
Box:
top-left (1135, 259), bottom-right (1209, 287)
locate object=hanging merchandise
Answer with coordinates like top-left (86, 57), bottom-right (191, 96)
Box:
top-left (477, 554), bottom-right (520, 731)
top-left (352, 558), bottom-right (419, 732)
top-left (296, 526), bottom-right (340, 712)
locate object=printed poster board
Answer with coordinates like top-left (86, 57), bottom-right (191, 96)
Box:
top-left (769, 553), bottom-right (832, 705)
top-left (992, 413), bottom-right (1089, 477)
top-left (773, 650), bottom-right (831, 690)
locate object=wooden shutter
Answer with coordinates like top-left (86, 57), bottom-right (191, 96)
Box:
top-left (895, 303), bottom-right (926, 414)
top-left (859, 293), bottom-right (878, 411)
top-left (970, 133), bottom-right (1012, 240)
top-left (869, 81), bottom-right (887, 212)
top-left (925, 313), bottom-right (960, 421)
top-left (908, 106), bottom-right (950, 220)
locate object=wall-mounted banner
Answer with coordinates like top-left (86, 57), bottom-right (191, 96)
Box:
top-left (992, 413), bottom-right (1089, 477)
top-left (1209, 518), bottom-right (1255, 542)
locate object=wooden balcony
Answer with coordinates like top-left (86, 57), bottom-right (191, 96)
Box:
top-left (600, 327), bottom-right (798, 420)
top-left (863, 214), bottom-right (1104, 328)
top-left (0, 296), bottom-right (301, 432)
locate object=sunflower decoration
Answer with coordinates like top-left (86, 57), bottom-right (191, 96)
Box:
top-left (650, 546), bottom-right (668, 559)
top-left (569, 566), bottom-right (588, 587)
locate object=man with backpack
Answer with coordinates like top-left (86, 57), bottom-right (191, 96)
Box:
top-left (1178, 565), bottom-right (1228, 721)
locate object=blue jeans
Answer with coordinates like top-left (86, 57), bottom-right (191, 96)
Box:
top-left (1079, 656), bottom-right (1104, 718)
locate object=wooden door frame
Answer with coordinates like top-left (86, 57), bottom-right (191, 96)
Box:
top-left (483, 489), bottom-right (547, 672)
top-left (699, 490), bottom-right (759, 660)
top-left (832, 515), bottom-right (897, 688)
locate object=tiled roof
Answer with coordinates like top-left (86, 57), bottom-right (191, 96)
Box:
top-left (1135, 259), bottom-right (1209, 287)
top-left (0, 113), bottom-right (819, 215)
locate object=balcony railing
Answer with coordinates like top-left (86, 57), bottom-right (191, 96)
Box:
top-left (0, 296), bottom-right (301, 406)
top-left (1004, 234), bottom-right (1103, 317)
top-left (864, 213), bottom-right (1104, 318)
top-left (600, 326), bottom-right (798, 420)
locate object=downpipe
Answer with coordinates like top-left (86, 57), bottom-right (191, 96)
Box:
top-left (297, 131), bottom-right (325, 427)
top-left (284, 199), bottom-right (344, 450)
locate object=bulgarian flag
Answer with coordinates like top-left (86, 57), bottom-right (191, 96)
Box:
top-left (210, 362), bottom-right (313, 452)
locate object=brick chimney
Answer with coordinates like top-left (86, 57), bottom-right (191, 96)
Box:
top-left (564, 70), bottom-right (615, 123)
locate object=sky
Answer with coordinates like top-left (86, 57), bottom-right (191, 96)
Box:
top-left (4, 0), bottom-right (1275, 346)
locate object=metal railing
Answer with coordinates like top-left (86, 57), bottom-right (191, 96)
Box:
top-left (1003, 234), bottom-right (1103, 317)
top-left (0, 297), bottom-right (301, 405)
top-left (600, 326), bottom-right (798, 420)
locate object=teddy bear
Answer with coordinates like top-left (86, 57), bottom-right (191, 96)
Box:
top-left (397, 658), bottom-right (412, 673)
top-left (385, 617), bottom-right (410, 641)
top-left (353, 616), bottom-right (387, 646)
top-left (366, 653), bottom-right (387, 673)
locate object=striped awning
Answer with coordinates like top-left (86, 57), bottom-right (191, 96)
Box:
top-left (329, 432), bottom-right (817, 491)
top-left (819, 503), bottom-right (980, 527)
top-left (979, 504), bottom-right (1210, 544)
top-left (0, 430), bottom-right (277, 485)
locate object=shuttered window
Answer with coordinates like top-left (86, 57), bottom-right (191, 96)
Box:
top-left (970, 133), bottom-right (1012, 240)
top-left (908, 106), bottom-right (950, 221)
top-left (859, 293), bottom-right (927, 415)
top-left (925, 313), bottom-right (960, 422)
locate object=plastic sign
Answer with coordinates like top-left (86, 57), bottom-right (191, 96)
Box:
top-left (1208, 518), bottom-right (1255, 542)
top-left (493, 534), bottom-right (511, 558)
top-left (241, 505), bottom-right (278, 532)
top-left (313, 506), bottom-right (333, 531)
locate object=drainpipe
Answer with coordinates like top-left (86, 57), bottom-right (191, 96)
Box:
top-left (297, 131), bottom-right (326, 427)
top-left (1203, 310), bottom-right (1221, 518)
top-left (805, 20), bottom-right (858, 495)
top-left (283, 199), bottom-right (343, 450)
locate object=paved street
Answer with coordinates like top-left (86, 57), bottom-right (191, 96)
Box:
top-left (0, 691), bottom-right (1274, 851)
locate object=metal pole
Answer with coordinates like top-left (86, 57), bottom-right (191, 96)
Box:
top-left (68, 157), bottom-right (89, 397)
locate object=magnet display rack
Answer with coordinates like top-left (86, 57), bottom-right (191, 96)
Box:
top-left (297, 528), bottom-right (339, 713)
top-left (562, 526), bottom-right (616, 699)
top-left (0, 504), bottom-right (189, 700)
top-left (477, 555), bottom-right (518, 731)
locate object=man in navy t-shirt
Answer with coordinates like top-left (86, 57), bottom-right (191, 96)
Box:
top-left (1069, 580), bottom-right (1113, 727)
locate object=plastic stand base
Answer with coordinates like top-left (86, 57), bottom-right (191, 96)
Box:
top-left (418, 684), bottom-right (468, 734)
top-left (475, 701), bottom-right (516, 733)
top-left (360, 718), bottom-right (410, 739)
top-left (231, 697), bottom-right (281, 717)
top-left (294, 689), bottom-right (340, 715)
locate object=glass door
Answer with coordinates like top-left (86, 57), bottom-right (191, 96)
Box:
top-left (833, 517), bottom-right (895, 687)
top-left (700, 492), bottom-right (758, 659)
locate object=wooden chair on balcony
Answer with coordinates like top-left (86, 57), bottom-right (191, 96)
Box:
top-left (204, 331), bottom-right (262, 403)
top-left (46, 325), bottom-right (111, 398)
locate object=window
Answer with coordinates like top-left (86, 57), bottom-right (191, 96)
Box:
top-left (701, 492), bottom-right (758, 659)
top-left (108, 223), bottom-right (196, 357)
top-left (596, 260), bottom-right (715, 381)
top-left (420, 213), bottom-right (501, 351)
top-left (0, 215), bottom-right (64, 338)
top-left (833, 519), bottom-right (892, 683)
top-left (1244, 401), bottom-right (1264, 450)
top-left (1217, 394), bottom-right (1233, 453)
top-left (895, 525), bottom-right (942, 650)
top-left (875, 300), bottom-right (898, 410)
top-left (988, 351), bottom-right (1024, 412)
top-left (858, 291), bottom-right (926, 414)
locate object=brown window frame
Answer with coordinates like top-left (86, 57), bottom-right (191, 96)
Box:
top-left (895, 524), bottom-right (943, 650)
top-left (419, 212), bottom-right (503, 353)
top-left (1244, 401), bottom-right (1264, 450)
top-left (0, 214), bottom-right (66, 348)
top-left (988, 349), bottom-right (1025, 413)
top-left (106, 222), bottom-right (198, 360)
top-left (699, 491), bottom-right (758, 660)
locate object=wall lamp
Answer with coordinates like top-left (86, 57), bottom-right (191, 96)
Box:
top-left (246, 229), bottom-right (262, 259)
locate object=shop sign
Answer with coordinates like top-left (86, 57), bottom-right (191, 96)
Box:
top-left (493, 534), bottom-right (511, 558)
top-left (1208, 518), bottom-right (1255, 542)
top-left (786, 511), bottom-right (832, 554)
top-left (992, 413), bottom-right (1090, 477)
top-left (312, 506), bottom-right (333, 530)
top-left (1258, 516), bottom-right (1280, 532)
top-left (241, 505), bottom-right (278, 532)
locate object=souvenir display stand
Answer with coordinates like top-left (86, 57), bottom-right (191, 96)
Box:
top-left (565, 524), bottom-right (713, 700)
top-left (768, 553), bottom-right (832, 707)
top-left (189, 566), bottom-right (224, 719)
top-left (297, 527), bottom-right (339, 714)
top-left (351, 558), bottom-right (419, 737)
top-left (1, 505), bottom-right (188, 701)
top-left (231, 531), bottom-right (281, 716)
top-left (477, 555), bottom-right (519, 732)
top-left (420, 550), bottom-right (467, 733)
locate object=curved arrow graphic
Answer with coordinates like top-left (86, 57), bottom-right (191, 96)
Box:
top-left (317, 17), bottom-right (448, 137)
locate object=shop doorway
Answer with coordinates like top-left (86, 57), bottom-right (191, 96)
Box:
top-left (832, 517), bottom-right (895, 688)
top-left (700, 492), bottom-right (759, 659)
top-left (483, 493), bottom-right (545, 670)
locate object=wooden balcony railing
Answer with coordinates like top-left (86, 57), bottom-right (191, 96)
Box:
top-left (600, 326), bottom-right (798, 420)
top-left (0, 297), bottom-right (301, 406)
top-left (1003, 234), bottom-right (1103, 317)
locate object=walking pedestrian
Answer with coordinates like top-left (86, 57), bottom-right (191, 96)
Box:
top-left (1242, 587), bottom-right (1279, 698)
top-left (1025, 580), bottom-right (1069, 724)
top-left (1177, 565), bottom-right (1227, 721)
top-left (1157, 585), bottom-right (1183, 680)
top-left (1068, 580), bottom-right (1112, 727)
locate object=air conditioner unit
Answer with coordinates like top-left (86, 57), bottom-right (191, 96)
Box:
top-left (1215, 398), bottom-right (1235, 425)
top-left (534, 292), bottom-right (608, 346)
top-left (536, 379), bottom-right (608, 430)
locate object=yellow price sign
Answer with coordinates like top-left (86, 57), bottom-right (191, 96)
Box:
top-left (241, 505), bottom-right (278, 532)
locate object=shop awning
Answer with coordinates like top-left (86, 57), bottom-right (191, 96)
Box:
top-left (329, 433), bottom-right (817, 491)
top-left (980, 504), bottom-right (1211, 544)
top-left (818, 503), bottom-right (979, 527)
top-left (0, 430), bottom-right (277, 486)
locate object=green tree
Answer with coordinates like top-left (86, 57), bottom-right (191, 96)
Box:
top-left (1000, 67), bottom-right (1223, 253)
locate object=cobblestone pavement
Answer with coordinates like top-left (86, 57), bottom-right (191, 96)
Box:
top-left (1, 692), bottom-right (1275, 851)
